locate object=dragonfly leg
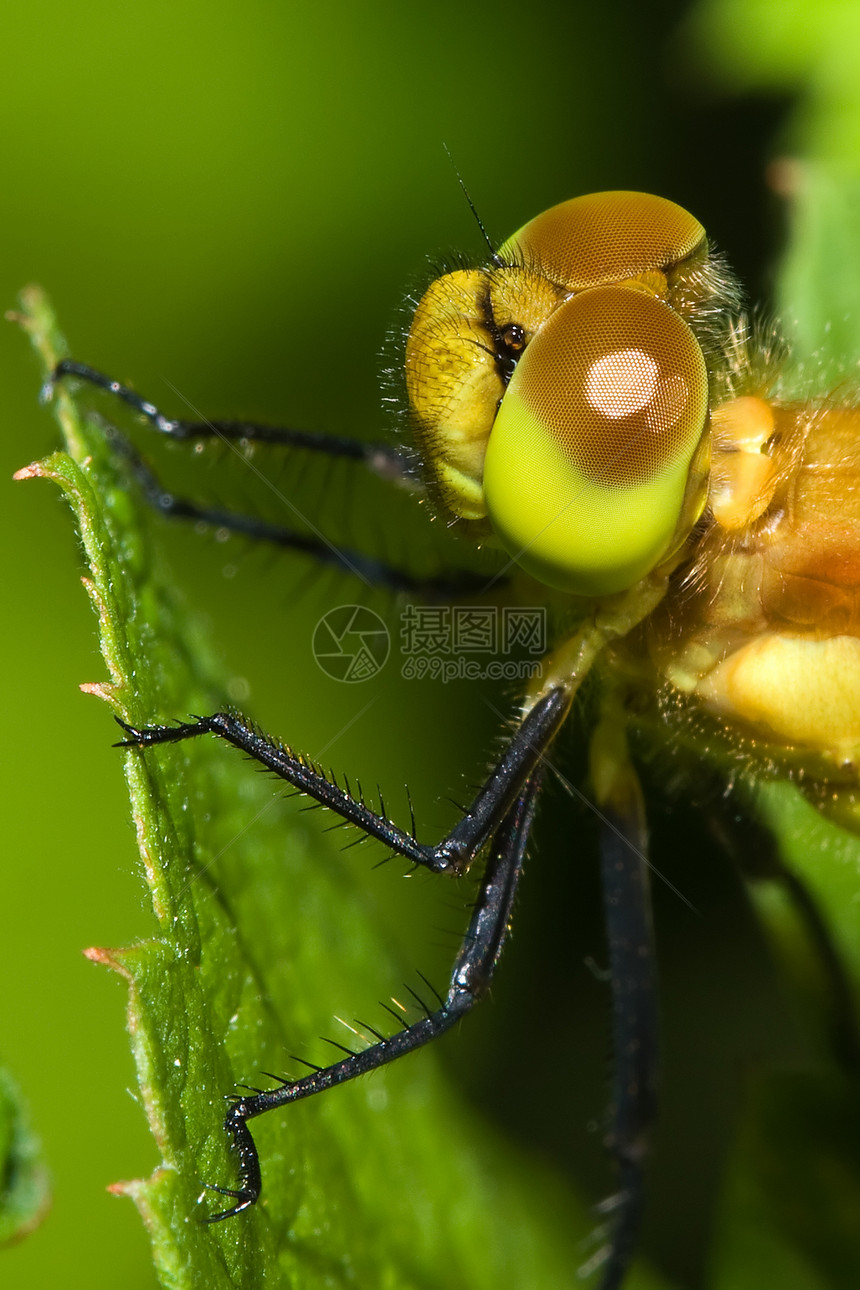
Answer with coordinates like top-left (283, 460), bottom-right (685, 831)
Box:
top-left (589, 716), bottom-right (657, 1290)
top-left (202, 771), bottom-right (544, 1220)
top-left (50, 358), bottom-right (412, 479)
top-left (115, 687), bottom-right (568, 877)
top-left (118, 694), bottom-right (564, 1218)
top-left (50, 359), bottom-right (490, 597)
top-left (117, 693), bottom-right (567, 1214)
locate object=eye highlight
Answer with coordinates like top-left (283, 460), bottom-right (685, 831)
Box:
top-left (499, 322), bottom-right (526, 354)
top-left (514, 287), bottom-right (705, 489)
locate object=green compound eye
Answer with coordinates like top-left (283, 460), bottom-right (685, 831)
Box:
top-left (482, 285), bottom-right (708, 596)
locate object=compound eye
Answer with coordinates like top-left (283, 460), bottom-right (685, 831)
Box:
top-left (482, 286), bottom-right (708, 595)
top-left (502, 191), bottom-right (707, 292)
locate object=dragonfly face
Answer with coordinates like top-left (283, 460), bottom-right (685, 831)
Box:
top-left (46, 186), bottom-right (860, 1290)
top-left (406, 191), bottom-right (732, 595)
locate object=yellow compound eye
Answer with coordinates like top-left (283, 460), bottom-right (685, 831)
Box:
top-left (482, 285), bottom-right (709, 595)
top-left (502, 190), bottom-right (706, 292)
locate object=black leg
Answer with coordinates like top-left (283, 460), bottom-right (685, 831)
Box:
top-left (51, 358), bottom-right (413, 483)
top-left (117, 694), bottom-right (566, 1215)
top-left (117, 696), bottom-right (563, 1220)
top-left (590, 719), bottom-right (658, 1290)
top-left (53, 360), bottom-right (493, 598)
top-left (203, 770), bottom-right (544, 1220)
top-left (115, 688), bottom-right (569, 877)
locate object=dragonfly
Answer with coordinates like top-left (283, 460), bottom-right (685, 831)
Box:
top-left (49, 189), bottom-right (860, 1289)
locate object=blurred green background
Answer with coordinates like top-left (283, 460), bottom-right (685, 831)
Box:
top-left (1, 1), bottom-right (855, 1286)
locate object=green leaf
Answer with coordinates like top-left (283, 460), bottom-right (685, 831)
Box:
top-left (19, 290), bottom-right (672, 1288)
top-left (0, 1066), bottom-right (49, 1247)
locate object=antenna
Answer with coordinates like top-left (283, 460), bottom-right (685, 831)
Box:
top-left (443, 144), bottom-right (504, 268)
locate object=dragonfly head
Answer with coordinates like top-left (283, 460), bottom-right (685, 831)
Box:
top-left (405, 191), bottom-right (732, 595)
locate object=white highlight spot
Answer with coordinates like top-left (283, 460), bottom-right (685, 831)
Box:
top-left (585, 348), bottom-right (658, 419)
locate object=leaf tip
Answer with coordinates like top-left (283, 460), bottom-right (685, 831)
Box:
top-left (80, 681), bottom-right (121, 705)
top-left (84, 945), bottom-right (133, 982)
top-left (12, 462), bottom-right (46, 482)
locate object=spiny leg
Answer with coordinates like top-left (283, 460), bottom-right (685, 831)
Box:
top-left (589, 715), bottom-right (658, 1290)
top-left (117, 693), bottom-right (566, 1217)
top-left (204, 771), bottom-right (544, 1220)
top-left (115, 688), bottom-right (569, 878)
top-left (52, 360), bottom-right (491, 598)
